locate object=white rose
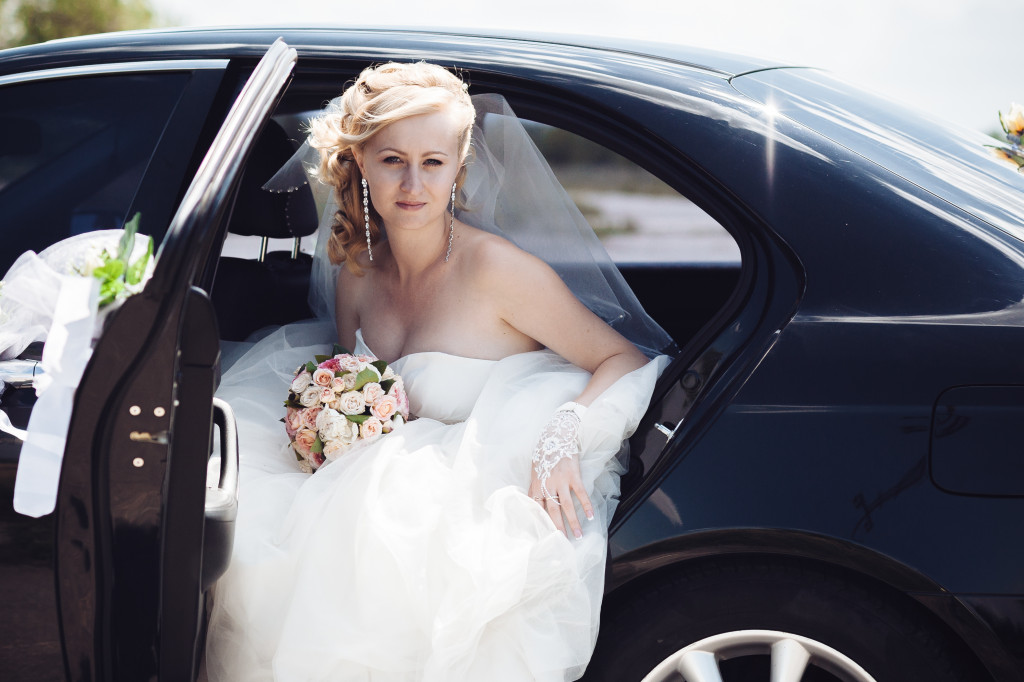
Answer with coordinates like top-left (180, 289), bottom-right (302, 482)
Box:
top-left (358, 361), bottom-right (382, 380)
top-left (381, 365), bottom-right (396, 380)
top-left (316, 408), bottom-right (350, 442)
top-left (362, 382), bottom-right (385, 405)
top-left (322, 439), bottom-right (348, 461)
top-left (290, 371), bottom-right (312, 394)
top-left (338, 390), bottom-right (366, 416)
top-left (299, 385), bottom-right (321, 408)
top-left (341, 373), bottom-right (359, 390)
top-left (392, 413), bottom-right (405, 428)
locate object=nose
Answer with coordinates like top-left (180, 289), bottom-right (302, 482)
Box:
top-left (400, 166), bottom-right (423, 194)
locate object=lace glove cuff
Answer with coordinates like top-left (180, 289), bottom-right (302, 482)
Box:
top-left (532, 401), bottom-right (588, 504)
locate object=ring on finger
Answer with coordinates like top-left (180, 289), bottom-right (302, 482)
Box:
top-left (544, 494), bottom-right (560, 506)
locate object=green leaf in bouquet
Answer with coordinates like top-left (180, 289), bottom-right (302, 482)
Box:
top-left (380, 379), bottom-right (395, 393)
top-left (117, 213), bottom-right (141, 268)
top-left (334, 370), bottom-right (346, 378)
top-left (314, 354), bottom-right (331, 364)
top-left (93, 258), bottom-right (125, 282)
top-left (333, 343), bottom-right (350, 356)
top-left (98, 277), bottom-right (125, 307)
top-left (124, 235), bottom-right (153, 286)
top-left (370, 360), bottom-right (388, 375)
top-left (351, 367), bottom-right (380, 391)
top-left (283, 398), bottom-right (303, 408)
top-left (305, 361), bottom-right (317, 373)
top-left (345, 413), bottom-right (370, 424)
top-left (311, 435), bottom-right (324, 453)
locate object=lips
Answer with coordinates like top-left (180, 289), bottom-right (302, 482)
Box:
top-left (396, 201), bottom-right (426, 210)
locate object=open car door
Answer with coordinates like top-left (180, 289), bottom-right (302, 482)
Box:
top-left (51, 39), bottom-right (296, 682)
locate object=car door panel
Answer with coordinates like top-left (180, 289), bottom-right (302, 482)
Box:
top-left (53, 40), bottom-right (296, 681)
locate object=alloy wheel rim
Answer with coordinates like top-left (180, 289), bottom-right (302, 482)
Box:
top-left (640, 629), bottom-right (877, 682)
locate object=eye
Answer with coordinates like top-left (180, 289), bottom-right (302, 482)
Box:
top-left (424, 158), bottom-right (444, 167)
top-left (382, 156), bottom-right (403, 165)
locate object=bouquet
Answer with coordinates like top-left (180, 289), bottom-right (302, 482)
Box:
top-left (284, 346), bottom-right (410, 472)
top-left (987, 103), bottom-right (1024, 171)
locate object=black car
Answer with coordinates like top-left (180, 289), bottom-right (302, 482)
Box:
top-left (2, 27), bottom-right (1023, 682)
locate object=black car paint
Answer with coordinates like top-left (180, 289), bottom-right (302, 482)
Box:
top-left (0, 27), bottom-right (1022, 680)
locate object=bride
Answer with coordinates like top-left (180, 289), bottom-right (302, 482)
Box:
top-left (204, 61), bottom-right (671, 681)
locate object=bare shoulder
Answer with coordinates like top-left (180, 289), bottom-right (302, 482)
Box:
top-left (460, 227), bottom-right (558, 287)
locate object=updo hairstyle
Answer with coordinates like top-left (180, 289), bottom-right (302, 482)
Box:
top-left (307, 61), bottom-right (476, 272)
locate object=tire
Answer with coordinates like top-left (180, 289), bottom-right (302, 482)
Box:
top-left (582, 557), bottom-right (984, 682)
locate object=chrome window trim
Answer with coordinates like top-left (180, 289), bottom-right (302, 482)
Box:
top-left (0, 59), bottom-right (229, 87)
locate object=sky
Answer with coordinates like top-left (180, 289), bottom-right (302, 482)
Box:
top-left (153, 0), bottom-right (1011, 134)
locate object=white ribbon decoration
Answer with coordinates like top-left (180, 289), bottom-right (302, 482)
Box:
top-left (13, 274), bottom-right (98, 518)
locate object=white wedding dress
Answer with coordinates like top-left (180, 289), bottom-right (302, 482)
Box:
top-left (204, 318), bottom-right (668, 682)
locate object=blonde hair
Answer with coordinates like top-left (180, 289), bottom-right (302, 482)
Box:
top-left (307, 61), bottom-right (475, 273)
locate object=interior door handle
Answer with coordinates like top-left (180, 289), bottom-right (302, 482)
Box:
top-left (202, 397), bottom-right (239, 590)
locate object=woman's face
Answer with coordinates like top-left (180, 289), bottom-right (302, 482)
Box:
top-left (355, 108), bottom-right (463, 239)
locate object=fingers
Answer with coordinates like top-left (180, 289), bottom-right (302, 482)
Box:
top-left (545, 496), bottom-right (564, 534)
top-left (573, 478), bottom-right (595, 523)
top-left (559, 483), bottom-right (583, 540)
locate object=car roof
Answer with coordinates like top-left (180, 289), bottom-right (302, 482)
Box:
top-left (0, 25), bottom-right (788, 79)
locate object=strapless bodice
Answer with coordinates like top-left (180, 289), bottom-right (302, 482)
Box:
top-left (355, 329), bottom-right (496, 423)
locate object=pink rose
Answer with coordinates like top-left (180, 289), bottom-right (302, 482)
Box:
top-left (300, 407), bottom-right (321, 431)
top-left (293, 428), bottom-right (317, 456)
top-left (388, 382), bottom-right (410, 418)
top-left (360, 416), bottom-right (383, 439)
top-left (362, 382), bottom-right (385, 405)
top-left (356, 353), bottom-right (376, 363)
top-left (318, 358), bottom-right (341, 372)
top-left (331, 376), bottom-right (346, 392)
top-left (284, 407), bottom-right (303, 438)
top-left (371, 395), bottom-right (398, 421)
top-left (319, 386), bottom-right (335, 404)
top-left (312, 368), bottom-right (334, 387)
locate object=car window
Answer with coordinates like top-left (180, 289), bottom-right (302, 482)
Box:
top-left (0, 72), bottom-right (190, 275)
top-left (523, 120), bottom-right (740, 265)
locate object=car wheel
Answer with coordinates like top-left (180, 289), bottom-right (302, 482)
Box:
top-left (584, 557), bottom-right (983, 682)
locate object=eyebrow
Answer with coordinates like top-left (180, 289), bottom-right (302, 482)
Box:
top-left (377, 147), bottom-right (450, 157)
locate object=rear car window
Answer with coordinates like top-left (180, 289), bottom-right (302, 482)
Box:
top-left (0, 72), bottom-right (189, 275)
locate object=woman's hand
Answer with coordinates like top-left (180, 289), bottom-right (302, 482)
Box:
top-left (529, 402), bottom-right (594, 539)
top-left (529, 454), bottom-right (594, 539)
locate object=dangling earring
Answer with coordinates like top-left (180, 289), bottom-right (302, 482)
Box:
top-left (362, 177), bottom-right (372, 262)
top-left (445, 182), bottom-right (456, 262)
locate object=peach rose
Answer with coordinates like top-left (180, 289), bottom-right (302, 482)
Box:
top-left (312, 368), bottom-right (334, 387)
top-left (322, 439), bottom-right (348, 461)
top-left (371, 395), bottom-right (398, 421)
top-left (388, 382), bottom-right (410, 418)
top-left (360, 416), bottom-right (383, 439)
top-left (300, 407), bottom-right (321, 431)
top-left (293, 428), bottom-right (317, 456)
top-left (319, 386), bottom-right (335, 404)
top-left (332, 376), bottom-right (346, 392)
